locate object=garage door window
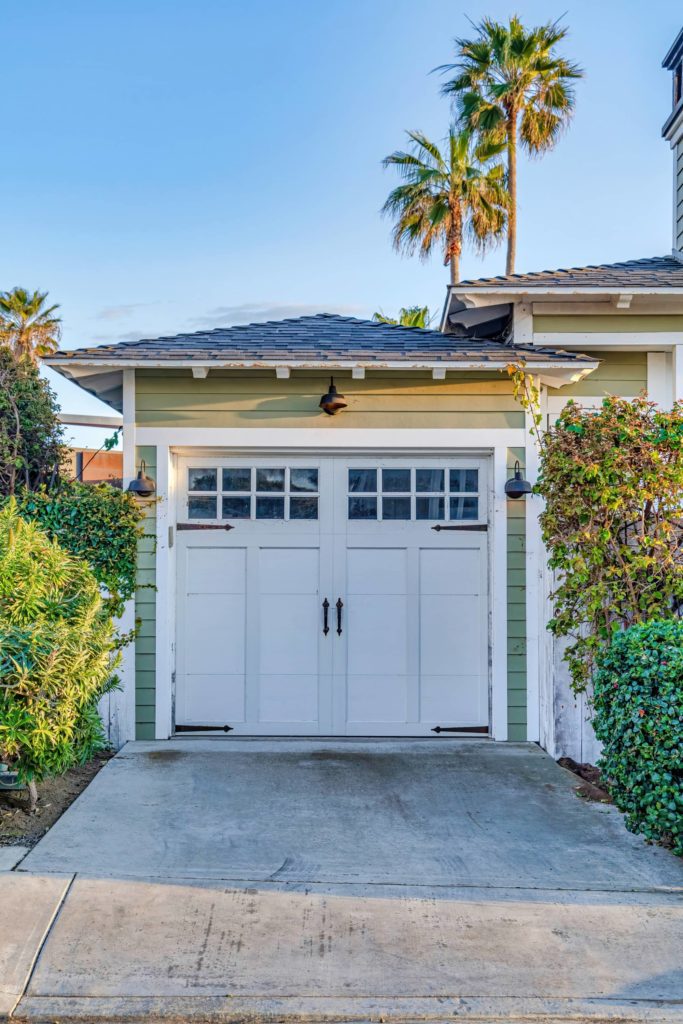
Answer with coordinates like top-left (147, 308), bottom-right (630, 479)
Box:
top-left (186, 467), bottom-right (319, 521)
top-left (348, 467), bottom-right (480, 522)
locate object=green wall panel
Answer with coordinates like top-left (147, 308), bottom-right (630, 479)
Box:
top-left (135, 444), bottom-right (157, 740)
top-left (506, 447), bottom-right (527, 740)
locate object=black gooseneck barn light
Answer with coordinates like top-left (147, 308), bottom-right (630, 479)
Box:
top-left (319, 376), bottom-right (347, 416)
top-left (504, 460), bottom-right (532, 499)
top-left (127, 459), bottom-right (156, 498)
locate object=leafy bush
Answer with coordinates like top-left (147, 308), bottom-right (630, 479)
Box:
top-left (10, 482), bottom-right (146, 619)
top-left (593, 620), bottom-right (683, 855)
top-left (528, 393), bottom-right (683, 692)
top-left (0, 501), bottom-right (119, 805)
top-left (0, 347), bottom-right (65, 495)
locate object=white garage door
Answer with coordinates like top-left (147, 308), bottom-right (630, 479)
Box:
top-left (175, 456), bottom-right (489, 736)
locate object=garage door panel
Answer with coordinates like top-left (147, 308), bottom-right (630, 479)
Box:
top-left (346, 674), bottom-right (409, 724)
top-left (258, 674), bottom-right (319, 723)
top-left (259, 547), bottom-right (319, 594)
top-left (258, 594), bottom-right (319, 674)
top-left (178, 674), bottom-right (246, 723)
top-left (347, 547), bottom-right (407, 594)
top-left (420, 595), bottom-right (482, 677)
top-left (346, 595), bottom-right (408, 676)
top-left (185, 594), bottom-right (246, 674)
top-left (187, 547), bottom-right (246, 594)
top-left (420, 674), bottom-right (486, 724)
top-left (419, 547), bottom-right (481, 595)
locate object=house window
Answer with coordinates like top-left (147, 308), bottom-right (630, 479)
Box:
top-left (186, 467), bottom-right (319, 521)
top-left (347, 467), bottom-right (480, 522)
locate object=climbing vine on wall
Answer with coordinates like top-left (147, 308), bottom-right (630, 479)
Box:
top-left (510, 380), bottom-right (683, 692)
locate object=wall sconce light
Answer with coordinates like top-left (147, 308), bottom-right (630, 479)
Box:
top-left (127, 459), bottom-right (156, 498)
top-left (504, 460), bottom-right (532, 499)
top-left (319, 376), bottom-right (347, 416)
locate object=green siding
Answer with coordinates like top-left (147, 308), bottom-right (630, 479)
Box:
top-left (534, 314), bottom-right (683, 333)
top-left (506, 448), bottom-right (527, 741)
top-left (135, 444), bottom-right (157, 740)
top-left (677, 139), bottom-right (683, 251)
top-left (135, 370), bottom-right (524, 429)
top-left (555, 350), bottom-right (647, 399)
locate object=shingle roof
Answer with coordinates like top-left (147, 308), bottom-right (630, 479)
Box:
top-left (49, 313), bottom-right (591, 366)
top-left (456, 255), bottom-right (683, 290)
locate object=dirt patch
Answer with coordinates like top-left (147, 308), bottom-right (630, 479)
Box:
top-left (558, 756), bottom-right (612, 803)
top-left (0, 752), bottom-right (114, 849)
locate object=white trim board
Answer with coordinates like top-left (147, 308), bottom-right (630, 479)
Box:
top-left (534, 333), bottom-right (683, 348)
top-left (135, 427), bottom-right (527, 449)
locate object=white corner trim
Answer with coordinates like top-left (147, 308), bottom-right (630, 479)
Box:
top-left (192, 367), bottom-right (209, 379)
top-left (674, 346), bottom-right (683, 405)
top-left (490, 445), bottom-right (509, 741)
top-left (122, 369), bottom-right (136, 487)
top-left (647, 352), bottom-right (673, 408)
top-left (154, 446), bottom-right (174, 740)
top-left (513, 301), bottom-right (533, 345)
top-left (524, 388), bottom-right (543, 744)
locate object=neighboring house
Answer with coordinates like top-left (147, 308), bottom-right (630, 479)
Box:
top-left (45, 30), bottom-right (683, 755)
top-left (69, 448), bottom-right (123, 486)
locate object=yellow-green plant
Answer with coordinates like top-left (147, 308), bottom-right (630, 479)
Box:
top-left (0, 501), bottom-right (119, 808)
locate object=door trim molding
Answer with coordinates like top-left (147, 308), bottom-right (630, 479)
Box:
top-left (156, 445), bottom-right (509, 741)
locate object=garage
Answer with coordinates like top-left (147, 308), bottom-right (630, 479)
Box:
top-left (174, 455), bottom-right (490, 736)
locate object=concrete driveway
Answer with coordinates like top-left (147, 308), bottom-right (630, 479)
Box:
top-left (5, 739), bottom-right (683, 1022)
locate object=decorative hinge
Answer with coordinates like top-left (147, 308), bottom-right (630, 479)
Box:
top-left (431, 725), bottom-right (489, 734)
top-left (177, 523), bottom-right (234, 531)
top-left (431, 524), bottom-right (487, 532)
top-left (175, 724), bottom-right (234, 733)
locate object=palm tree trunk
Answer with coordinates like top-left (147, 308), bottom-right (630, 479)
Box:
top-left (450, 253), bottom-right (460, 285)
top-left (506, 109), bottom-right (517, 276)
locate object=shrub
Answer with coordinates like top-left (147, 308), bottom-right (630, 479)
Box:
top-left (593, 620), bottom-right (683, 855)
top-left (0, 501), bottom-right (119, 806)
top-left (10, 482), bottom-right (146, 619)
top-left (0, 347), bottom-right (65, 495)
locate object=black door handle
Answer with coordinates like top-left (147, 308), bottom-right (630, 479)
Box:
top-left (336, 598), bottom-right (343, 635)
top-left (322, 598), bottom-right (330, 636)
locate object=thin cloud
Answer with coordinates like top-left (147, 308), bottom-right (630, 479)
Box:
top-left (187, 302), bottom-right (365, 329)
top-left (93, 302), bottom-right (158, 322)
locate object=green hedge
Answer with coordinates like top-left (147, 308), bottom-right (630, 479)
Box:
top-left (593, 621), bottom-right (683, 855)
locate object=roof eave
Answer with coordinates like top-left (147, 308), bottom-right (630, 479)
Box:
top-left (46, 356), bottom-right (596, 373)
top-left (448, 284), bottom-right (683, 299)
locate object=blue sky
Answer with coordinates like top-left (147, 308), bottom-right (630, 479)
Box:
top-left (2, 1), bottom-right (680, 444)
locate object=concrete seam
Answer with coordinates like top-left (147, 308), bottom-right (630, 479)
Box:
top-left (9, 872), bottom-right (76, 1019)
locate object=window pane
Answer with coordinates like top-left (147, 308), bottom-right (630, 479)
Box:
top-left (416, 469), bottom-right (444, 492)
top-left (188, 468), bottom-right (217, 492)
top-left (348, 496), bottom-right (378, 519)
top-left (348, 469), bottom-right (377, 493)
top-left (290, 496), bottom-right (318, 520)
top-left (450, 496), bottom-right (479, 521)
top-left (416, 496), bottom-right (444, 520)
top-left (450, 469), bottom-right (478, 493)
top-left (255, 496), bottom-right (285, 519)
top-left (222, 468), bottom-right (251, 492)
top-left (222, 496), bottom-right (251, 519)
top-left (188, 496), bottom-right (216, 519)
top-left (382, 468), bottom-right (410, 493)
top-left (256, 468), bottom-right (285, 492)
top-left (382, 497), bottom-right (411, 520)
top-left (291, 468), bottom-right (319, 492)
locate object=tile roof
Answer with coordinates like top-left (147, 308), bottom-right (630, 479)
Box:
top-left (50, 313), bottom-right (592, 366)
top-left (456, 255), bottom-right (683, 290)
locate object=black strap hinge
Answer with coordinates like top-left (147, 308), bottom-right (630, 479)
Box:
top-left (175, 724), bottom-right (233, 733)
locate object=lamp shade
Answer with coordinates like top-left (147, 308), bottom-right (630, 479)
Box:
top-left (504, 460), bottom-right (532, 499)
top-left (127, 460), bottom-right (156, 498)
top-left (319, 377), bottom-right (347, 416)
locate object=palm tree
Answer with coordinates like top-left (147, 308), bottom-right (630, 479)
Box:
top-left (0, 288), bottom-right (61, 363)
top-left (372, 306), bottom-right (432, 328)
top-left (439, 17), bottom-right (584, 275)
top-left (382, 127), bottom-right (508, 285)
